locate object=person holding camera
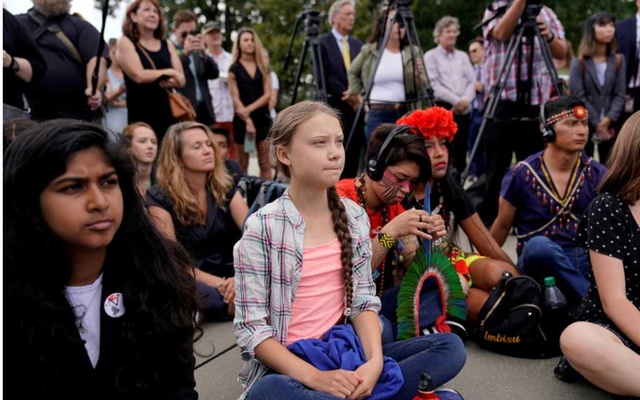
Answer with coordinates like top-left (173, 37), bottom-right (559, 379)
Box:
top-left (172, 10), bottom-right (219, 126)
top-left (477, 0), bottom-right (567, 227)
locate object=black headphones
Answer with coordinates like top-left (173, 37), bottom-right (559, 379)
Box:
top-left (540, 103), bottom-right (556, 143)
top-left (367, 125), bottom-right (415, 181)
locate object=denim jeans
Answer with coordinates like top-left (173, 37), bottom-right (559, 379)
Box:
top-left (517, 236), bottom-right (591, 307)
top-left (366, 108), bottom-right (406, 142)
top-left (379, 284), bottom-right (443, 345)
top-left (247, 333), bottom-right (466, 400)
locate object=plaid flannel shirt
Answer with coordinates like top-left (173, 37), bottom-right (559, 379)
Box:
top-left (233, 191), bottom-right (380, 398)
top-left (482, 2), bottom-right (565, 105)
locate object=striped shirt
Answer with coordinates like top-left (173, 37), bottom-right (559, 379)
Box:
top-left (233, 191), bottom-right (380, 397)
top-left (482, 2), bottom-right (565, 105)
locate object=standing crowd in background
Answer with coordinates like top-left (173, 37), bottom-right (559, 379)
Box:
top-left (3, 0), bottom-right (640, 399)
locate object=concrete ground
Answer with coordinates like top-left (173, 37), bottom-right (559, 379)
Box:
top-left (194, 318), bottom-right (608, 400)
top-left (194, 157), bottom-right (609, 399)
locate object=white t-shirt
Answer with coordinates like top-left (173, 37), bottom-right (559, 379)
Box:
top-left (207, 49), bottom-right (235, 122)
top-left (270, 71), bottom-right (279, 120)
top-left (369, 49), bottom-right (406, 103)
top-left (65, 273), bottom-right (103, 368)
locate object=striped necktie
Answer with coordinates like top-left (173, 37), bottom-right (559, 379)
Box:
top-left (342, 36), bottom-right (351, 70)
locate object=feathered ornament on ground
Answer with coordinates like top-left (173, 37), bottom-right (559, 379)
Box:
top-left (396, 183), bottom-right (467, 340)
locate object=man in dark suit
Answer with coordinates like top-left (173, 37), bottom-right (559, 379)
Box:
top-left (172, 10), bottom-right (219, 126)
top-left (616, 1), bottom-right (640, 123)
top-left (320, 0), bottom-right (364, 179)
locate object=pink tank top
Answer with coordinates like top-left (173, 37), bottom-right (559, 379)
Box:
top-left (285, 238), bottom-right (345, 346)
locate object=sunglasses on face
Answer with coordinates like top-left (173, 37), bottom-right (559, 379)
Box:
top-left (181, 30), bottom-right (199, 39)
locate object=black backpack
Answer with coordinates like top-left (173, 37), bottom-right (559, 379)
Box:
top-left (474, 271), bottom-right (564, 359)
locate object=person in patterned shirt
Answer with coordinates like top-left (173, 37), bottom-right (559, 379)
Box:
top-left (477, 0), bottom-right (568, 227)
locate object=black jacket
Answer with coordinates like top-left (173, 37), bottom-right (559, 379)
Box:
top-left (179, 50), bottom-right (219, 122)
top-left (3, 9), bottom-right (46, 109)
top-left (319, 32), bottom-right (362, 101)
top-left (616, 16), bottom-right (636, 89)
top-left (4, 265), bottom-right (197, 399)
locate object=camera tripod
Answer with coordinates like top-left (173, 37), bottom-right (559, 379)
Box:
top-left (283, 10), bottom-right (327, 104)
top-left (462, 1), bottom-right (565, 181)
top-left (344, 0), bottom-right (435, 152)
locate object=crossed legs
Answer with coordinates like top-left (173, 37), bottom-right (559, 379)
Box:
top-left (560, 322), bottom-right (640, 396)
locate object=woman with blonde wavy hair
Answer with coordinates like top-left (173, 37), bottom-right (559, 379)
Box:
top-left (228, 27), bottom-right (273, 179)
top-left (147, 121), bottom-right (249, 321)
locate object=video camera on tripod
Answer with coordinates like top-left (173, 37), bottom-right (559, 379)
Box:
top-left (283, 10), bottom-right (327, 104)
top-left (521, 0), bottom-right (543, 19)
top-left (463, 0), bottom-right (565, 181)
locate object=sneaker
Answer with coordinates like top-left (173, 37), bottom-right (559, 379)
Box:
top-left (421, 319), bottom-right (468, 342)
top-left (435, 387), bottom-right (464, 400)
top-left (445, 319), bottom-right (469, 343)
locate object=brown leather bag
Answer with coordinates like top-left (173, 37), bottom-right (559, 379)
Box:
top-left (136, 42), bottom-right (196, 121)
top-left (166, 88), bottom-right (196, 121)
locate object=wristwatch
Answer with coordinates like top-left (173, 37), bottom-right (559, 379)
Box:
top-left (10, 56), bottom-right (20, 73)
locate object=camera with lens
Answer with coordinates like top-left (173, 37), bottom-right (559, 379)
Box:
top-left (390, 0), bottom-right (412, 7)
top-left (522, 0), bottom-right (543, 20)
top-left (302, 10), bottom-right (321, 38)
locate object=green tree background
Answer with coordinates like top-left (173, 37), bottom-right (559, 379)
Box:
top-left (104, 0), bottom-right (637, 108)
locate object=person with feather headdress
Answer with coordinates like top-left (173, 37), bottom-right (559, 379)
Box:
top-left (398, 107), bottom-right (519, 328)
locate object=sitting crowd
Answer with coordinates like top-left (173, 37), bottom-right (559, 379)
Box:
top-left (5, 94), bottom-right (639, 398)
top-left (3, 0), bottom-right (639, 398)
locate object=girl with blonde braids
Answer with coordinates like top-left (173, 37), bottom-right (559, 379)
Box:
top-left (147, 121), bottom-right (248, 321)
top-left (234, 101), bottom-right (465, 400)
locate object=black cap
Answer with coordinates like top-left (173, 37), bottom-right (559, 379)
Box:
top-left (202, 21), bottom-right (222, 34)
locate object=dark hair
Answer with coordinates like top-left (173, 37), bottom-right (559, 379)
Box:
top-left (3, 118), bottom-right (37, 149)
top-left (4, 119), bottom-right (199, 393)
top-left (468, 36), bottom-right (484, 47)
top-left (123, 0), bottom-right (166, 42)
top-left (173, 9), bottom-right (197, 28)
top-left (210, 126), bottom-right (230, 141)
top-left (578, 12), bottom-right (617, 58)
top-left (367, 7), bottom-right (409, 48)
top-left (599, 111), bottom-right (640, 204)
top-left (366, 123), bottom-right (432, 181)
top-left (543, 95), bottom-right (587, 129)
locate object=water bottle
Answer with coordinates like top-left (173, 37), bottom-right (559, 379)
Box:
top-left (413, 373), bottom-right (439, 400)
top-left (543, 276), bottom-right (568, 351)
top-left (543, 276), bottom-right (567, 310)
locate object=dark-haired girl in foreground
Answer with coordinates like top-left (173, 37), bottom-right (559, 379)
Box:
top-left (4, 119), bottom-right (199, 398)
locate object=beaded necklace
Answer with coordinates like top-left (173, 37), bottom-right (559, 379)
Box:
top-left (355, 174), bottom-right (399, 296)
top-left (517, 154), bottom-right (590, 252)
top-left (540, 155), bottom-right (581, 202)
